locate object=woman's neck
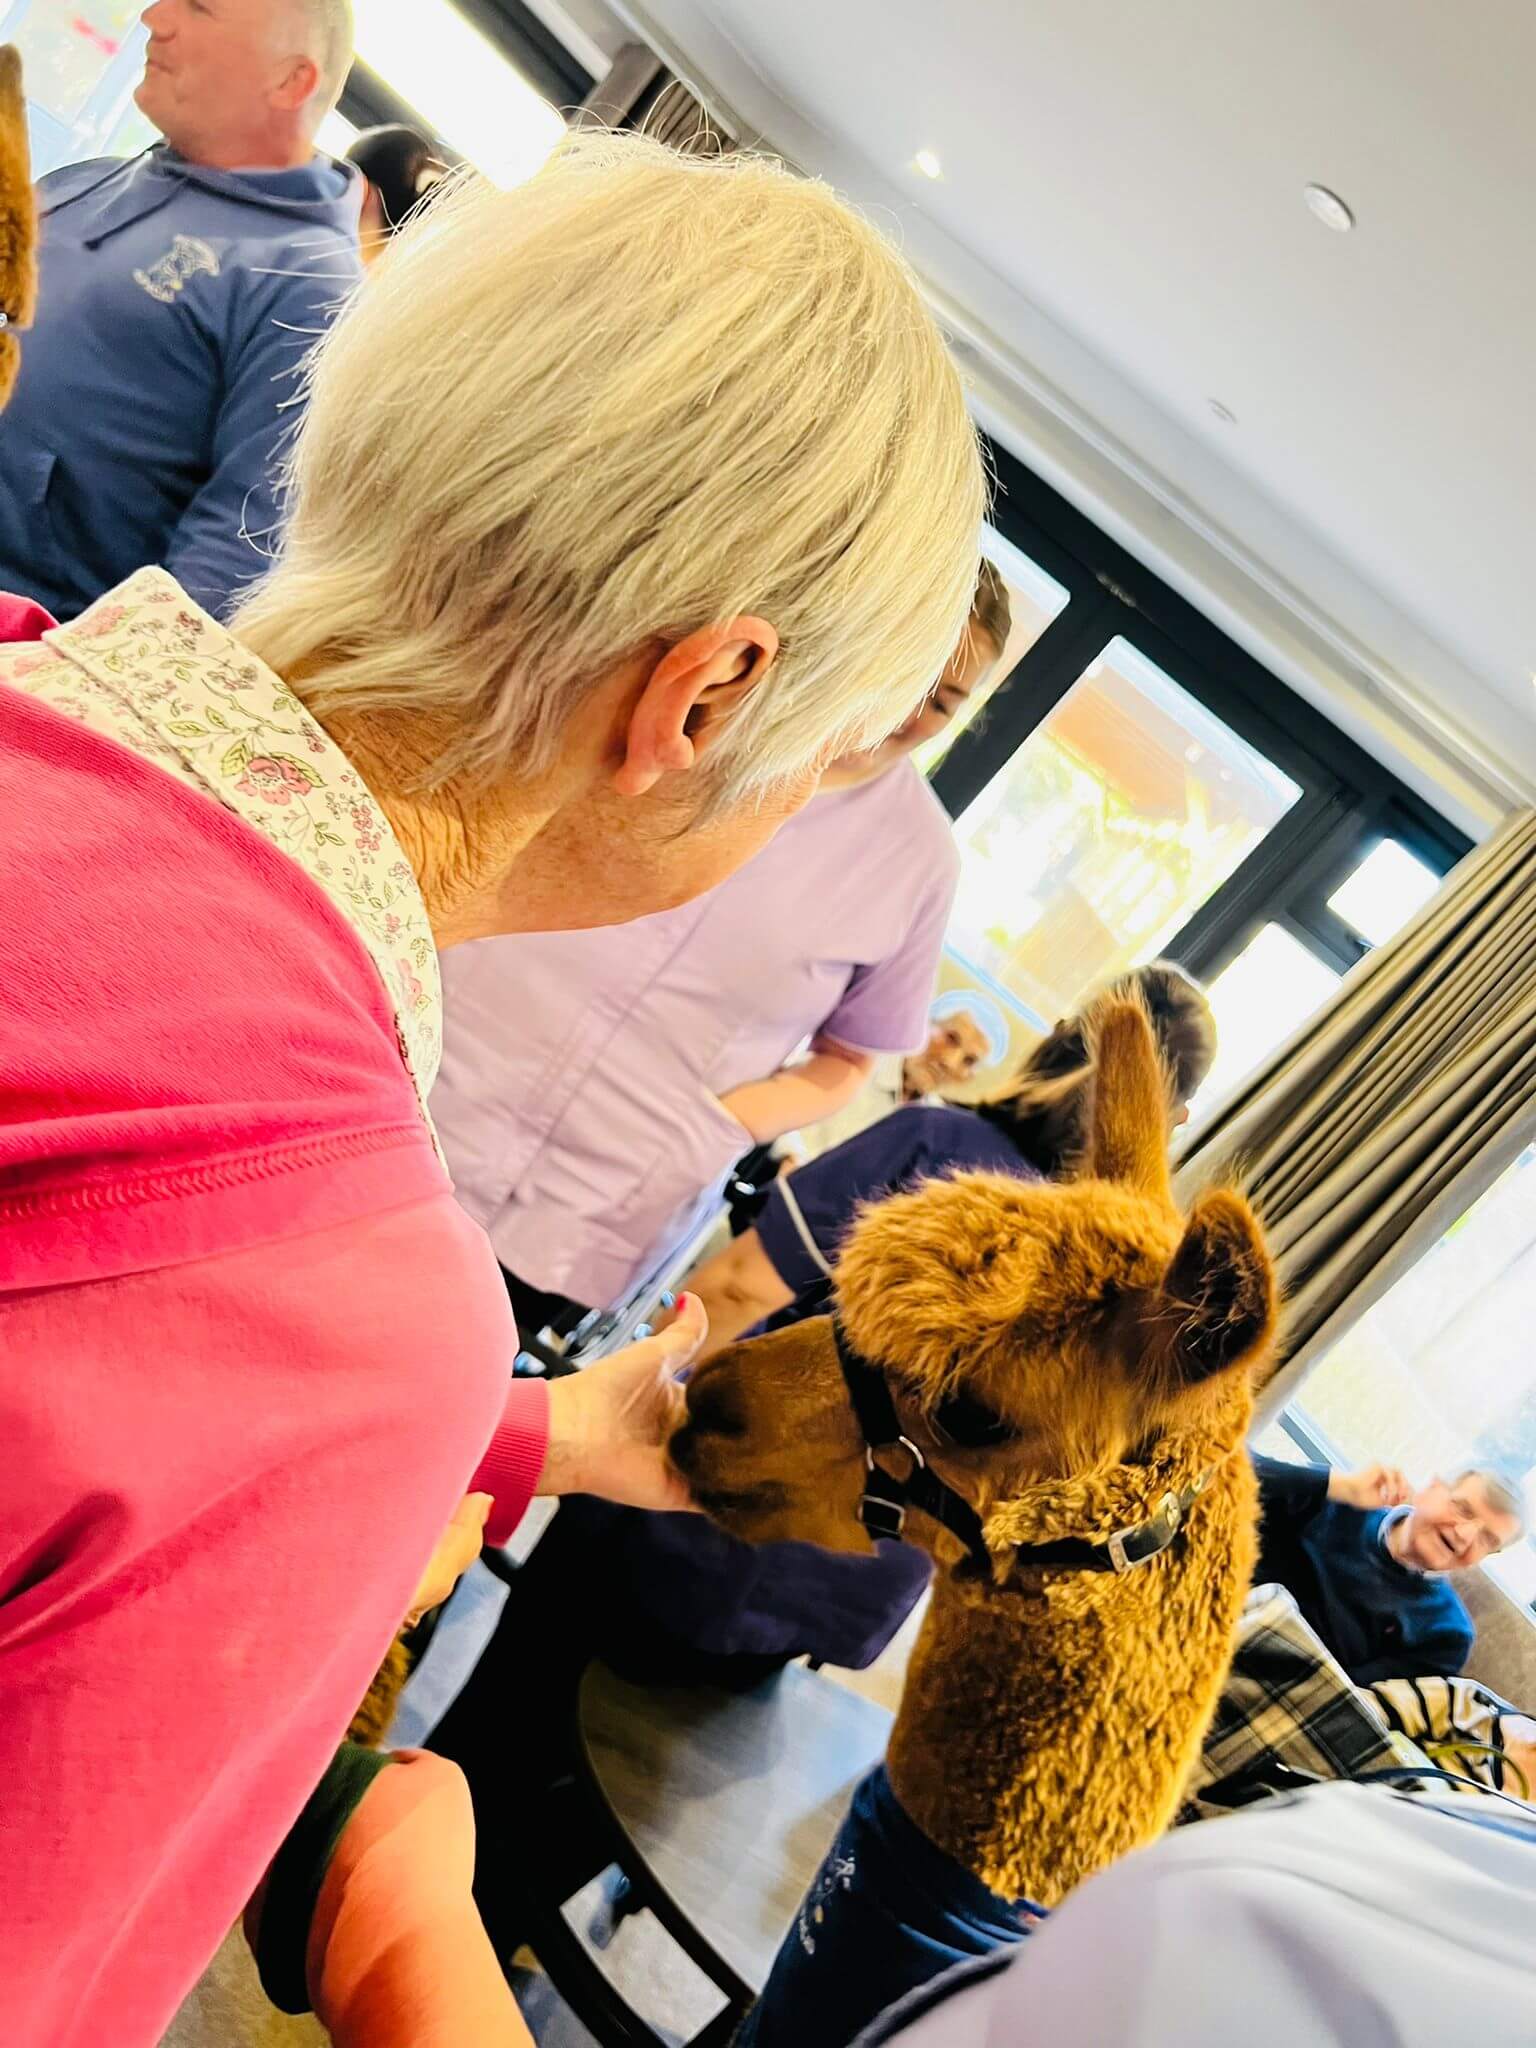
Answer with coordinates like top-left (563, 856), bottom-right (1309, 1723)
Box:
top-left (324, 711), bottom-right (557, 950)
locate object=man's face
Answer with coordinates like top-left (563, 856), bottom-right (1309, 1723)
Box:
top-left (1399, 1475), bottom-right (1522, 1573)
top-left (903, 1011), bottom-right (991, 1099)
top-left (137, 0), bottom-right (302, 157)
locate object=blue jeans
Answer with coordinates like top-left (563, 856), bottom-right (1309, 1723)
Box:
top-left (736, 1764), bottom-right (1045, 2048)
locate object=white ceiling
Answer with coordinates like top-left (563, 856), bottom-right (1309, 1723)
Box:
top-left (613, 0), bottom-right (1536, 823)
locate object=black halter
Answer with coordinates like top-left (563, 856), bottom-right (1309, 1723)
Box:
top-left (832, 1318), bottom-right (1214, 1578)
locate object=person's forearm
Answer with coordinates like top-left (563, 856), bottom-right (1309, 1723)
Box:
top-left (686, 1230), bottom-right (796, 1360)
top-left (717, 1043), bottom-right (875, 1146)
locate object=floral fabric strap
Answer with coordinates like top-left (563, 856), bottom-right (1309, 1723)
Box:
top-left (4, 568), bottom-right (443, 1126)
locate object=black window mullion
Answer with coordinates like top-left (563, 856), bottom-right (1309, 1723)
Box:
top-left (1284, 900), bottom-right (1372, 976)
top-left (930, 590), bottom-right (1120, 820)
top-left (339, 4), bottom-right (595, 150)
top-left (450, 0), bottom-right (595, 105)
top-left (1161, 789), bottom-right (1361, 983)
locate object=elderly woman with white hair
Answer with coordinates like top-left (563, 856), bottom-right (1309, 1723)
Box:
top-left (0, 132), bottom-right (983, 2046)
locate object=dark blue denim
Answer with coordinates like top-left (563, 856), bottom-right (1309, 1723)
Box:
top-left (736, 1763), bottom-right (1045, 2048)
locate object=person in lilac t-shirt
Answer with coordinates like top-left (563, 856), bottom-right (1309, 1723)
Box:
top-left (431, 564), bottom-right (1013, 1332)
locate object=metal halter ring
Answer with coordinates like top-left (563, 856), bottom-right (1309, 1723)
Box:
top-left (866, 1435), bottom-right (926, 1476)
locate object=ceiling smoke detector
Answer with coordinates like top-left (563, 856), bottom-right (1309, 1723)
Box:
top-left (1304, 183), bottom-right (1355, 232)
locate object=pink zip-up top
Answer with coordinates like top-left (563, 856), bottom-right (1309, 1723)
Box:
top-left (0, 579), bottom-right (545, 2048)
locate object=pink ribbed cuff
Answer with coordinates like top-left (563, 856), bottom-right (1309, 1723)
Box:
top-left (471, 1379), bottom-right (551, 1547)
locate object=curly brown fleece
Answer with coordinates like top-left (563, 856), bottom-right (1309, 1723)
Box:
top-left (0, 48), bottom-right (37, 410)
top-left (676, 993), bottom-right (1277, 1906)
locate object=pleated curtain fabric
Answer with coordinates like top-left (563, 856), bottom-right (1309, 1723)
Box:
top-left (1175, 809), bottom-right (1536, 1419)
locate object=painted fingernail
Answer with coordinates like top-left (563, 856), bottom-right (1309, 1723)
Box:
top-left (660, 1290), bottom-right (677, 1309)
top-left (634, 1323), bottom-right (654, 1340)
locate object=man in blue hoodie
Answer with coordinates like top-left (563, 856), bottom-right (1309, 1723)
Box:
top-left (0, 0), bottom-right (361, 620)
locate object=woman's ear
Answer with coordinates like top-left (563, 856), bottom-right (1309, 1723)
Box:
top-left (612, 617), bottom-right (779, 797)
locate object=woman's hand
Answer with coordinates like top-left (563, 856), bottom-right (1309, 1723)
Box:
top-left (535, 1294), bottom-right (707, 1513)
top-left (405, 1492), bottom-right (494, 1628)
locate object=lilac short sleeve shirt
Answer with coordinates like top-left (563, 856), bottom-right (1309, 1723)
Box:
top-left (432, 765), bottom-right (959, 1308)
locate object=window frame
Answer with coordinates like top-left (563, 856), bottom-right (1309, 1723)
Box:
top-left (337, 0), bottom-right (594, 159)
top-left (932, 439), bottom-right (1472, 987)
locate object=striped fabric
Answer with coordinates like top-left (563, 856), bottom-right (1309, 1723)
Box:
top-left (1370, 1673), bottom-right (1534, 1798)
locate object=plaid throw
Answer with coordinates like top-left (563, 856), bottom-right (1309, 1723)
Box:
top-left (1180, 1584), bottom-right (1404, 1823)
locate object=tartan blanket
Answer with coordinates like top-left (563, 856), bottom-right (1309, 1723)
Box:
top-left (1180, 1583), bottom-right (1404, 1822)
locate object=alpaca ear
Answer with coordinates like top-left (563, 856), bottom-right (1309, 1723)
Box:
top-left (1157, 1189), bottom-right (1276, 1385)
top-left (1086, 997), bottom-right (1172, 1200)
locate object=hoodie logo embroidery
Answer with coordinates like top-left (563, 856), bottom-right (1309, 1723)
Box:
top-left (133, 235), bottom-right (221, 304)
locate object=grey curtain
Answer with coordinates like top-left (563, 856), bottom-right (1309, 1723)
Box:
top-left (1175, 809), bottom-right (1536, 1418)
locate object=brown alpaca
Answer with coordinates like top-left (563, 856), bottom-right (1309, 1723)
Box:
top-left (672, 995), bottom-right (1277, 1906)
top-left (0, 47), bottom-right (37, 410)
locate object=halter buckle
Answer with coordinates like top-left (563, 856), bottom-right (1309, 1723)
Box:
top-left (859, 1437), bottom-right (927, 1544)
top-left (858, 1493), bottom-right (907, 1542)
top-left (1106, 1491), bottom-right (1185, 1574)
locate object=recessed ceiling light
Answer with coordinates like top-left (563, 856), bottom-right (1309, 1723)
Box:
top-left (1304, 183), bottom-right (1355, 232)
top-left (1208, 399), bottom-right (1237, 424)
top-left (913, 148), bottom-right (943, 181)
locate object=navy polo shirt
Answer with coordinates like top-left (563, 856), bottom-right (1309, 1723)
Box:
top-left (551, 1111), bottom-right (1042, 1674)
top-left (757, 1105), bottom-right (1039, 1324)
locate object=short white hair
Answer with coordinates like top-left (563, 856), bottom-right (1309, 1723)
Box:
top-left (293, 0), bottom-right (354, 116)
top-left (233, 131), bottom-right (985, 810)
top-left (1454, 1464), bottom-right (1529, 1545)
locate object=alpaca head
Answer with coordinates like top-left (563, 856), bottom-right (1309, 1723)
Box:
top-left (672, 995), bottom-right (1277, 1571)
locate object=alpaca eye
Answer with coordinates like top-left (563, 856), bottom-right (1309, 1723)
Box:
top-left (932, 1390), bottom-right (1015, 1448)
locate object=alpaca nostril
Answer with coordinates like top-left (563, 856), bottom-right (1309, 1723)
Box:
top-left (683, 1371), bottom-right (749, 1440)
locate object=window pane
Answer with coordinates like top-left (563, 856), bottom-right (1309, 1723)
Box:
top-left (945, 637), bottom-right (1301, 1033)
top-left (1192, 924), bottom-right (1340, 1117)
top-left (913, 537), bottom-right (1069, 776)
top-left (1328, 837), bottom-right (1440, 947)
top-left (352, 0), bottom-right (565, 187)
top-left (1291, 1147), bottom-right (1536, 1612)
top-left (7, 0), bottom-right (151, 176)
top-left (316, 107), bottom-right (359, 159)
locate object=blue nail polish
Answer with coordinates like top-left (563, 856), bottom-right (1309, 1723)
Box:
top-left (634, 1323), bottom-right (654, 1340)
top-left (660, 1290), bottom-right (677, 1310)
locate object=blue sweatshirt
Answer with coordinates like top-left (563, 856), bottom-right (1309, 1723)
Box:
top-left (0, 145), bottom-right (362, 620)
top-left (1251, 1454), bottom-right (1475, 1683)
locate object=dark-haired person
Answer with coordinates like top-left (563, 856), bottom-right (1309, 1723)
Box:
top-left (346, 122), bottom-right (447, 262)
top-left (429, 965), bottom-right (1216, 1739)
top-left (689, 959), bottom-right (1215, 1357)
